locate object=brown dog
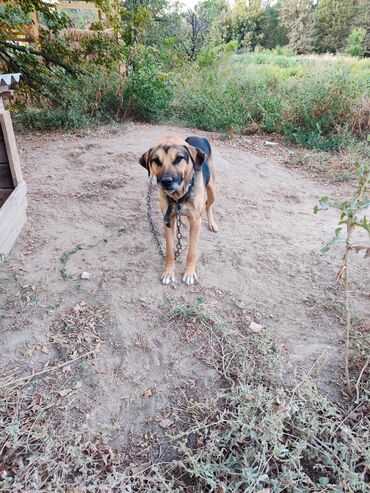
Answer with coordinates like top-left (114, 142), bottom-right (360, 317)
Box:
top-left (139, 135), bottom-right (218, 285)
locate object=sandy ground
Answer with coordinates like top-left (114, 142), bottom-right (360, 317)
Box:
top-left (1, 123), bottom-right (369, 445)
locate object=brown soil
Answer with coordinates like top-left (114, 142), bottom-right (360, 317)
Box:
top-left (1, 123), bottom-right (369, 445)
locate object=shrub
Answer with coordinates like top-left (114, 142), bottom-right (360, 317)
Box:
top-left (16, 69), bottom-right (121, 130)
top-left (167, 302), bottom-right (370, 492)
top-left (123, 47), bottom-right (173, 121)
top-left (346, 27), bottom-right (366, 58)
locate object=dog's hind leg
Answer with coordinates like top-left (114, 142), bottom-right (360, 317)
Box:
top-left (206, 185), bottom-right (218, 233)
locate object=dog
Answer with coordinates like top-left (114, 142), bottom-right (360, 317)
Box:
top-left (139, 135), bottom-right (218, 285)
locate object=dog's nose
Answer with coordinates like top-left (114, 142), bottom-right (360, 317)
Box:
top-left (160, 176), bottom-right (173, 186)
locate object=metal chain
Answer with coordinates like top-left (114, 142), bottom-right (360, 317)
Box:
top-left (147, 176), bottom-right (183, 260)
top-left (174, 206), bottom-right (183, 260)
top-left (147, 175), bottom-right (165, 259)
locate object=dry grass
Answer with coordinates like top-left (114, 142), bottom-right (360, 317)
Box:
top-left (1, 300), bottom-right (369, 491)
top-left (350, 97), bottom-right (370, 136)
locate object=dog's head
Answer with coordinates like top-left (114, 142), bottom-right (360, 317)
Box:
top-left (139, 136), bottom-right (205, 194)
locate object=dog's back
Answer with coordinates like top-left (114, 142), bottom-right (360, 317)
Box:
top-left (185, 136), bottom-right (212, 186)
top-left (185, 136), bottom-right (212, 159)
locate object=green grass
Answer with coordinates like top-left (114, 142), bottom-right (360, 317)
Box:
top-left (167, 53), bottom-right (369, 151)
top-left (14, 51), bottom-right (369, 153)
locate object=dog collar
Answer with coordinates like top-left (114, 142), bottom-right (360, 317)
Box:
top-left (164, 174), bottom-right (195, 228)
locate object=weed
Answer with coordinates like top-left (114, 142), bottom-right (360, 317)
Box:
top-left (59, 244), bottom-right (83, 280)
top-left (315, 162), bottom-right (370, 396)
top-left (166, 301), bottom-right (369, 492)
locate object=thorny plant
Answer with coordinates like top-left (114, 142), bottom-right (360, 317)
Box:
top-left (314, 162), bottom-right (370, 398)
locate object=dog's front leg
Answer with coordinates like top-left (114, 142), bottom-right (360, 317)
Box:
top-left (161, 218), bottom-right (175, 285)
top-left (183, 218), bottom-right (201, 286)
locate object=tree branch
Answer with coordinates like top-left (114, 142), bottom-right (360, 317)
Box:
top-left (0, 40), bottom-right (77, 75)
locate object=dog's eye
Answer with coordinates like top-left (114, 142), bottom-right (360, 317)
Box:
top-left (152, 157), bottom-right (161, 166)
top-left (173, 155), bottom-right (183, 165)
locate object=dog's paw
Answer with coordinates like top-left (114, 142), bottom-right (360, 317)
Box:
top-left (161, 269), bottom-right (175, 285)
top-left (208, 221), bottom-right (219, 233)
top-left (182, 268), bottom-right (198, 286)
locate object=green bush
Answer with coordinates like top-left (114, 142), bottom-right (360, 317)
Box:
top-left (282, 69), bottom-right (359, 150)
top-left (14, 46), bottom-right (173, 130)
top-left (346, 27), bottom-right (366, 58)
top-left (123, 47), bottom-right (173, 121)
top-left (16, 69), bottom-right (122, 130)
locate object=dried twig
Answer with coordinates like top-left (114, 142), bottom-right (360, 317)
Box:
top-left (0, 348), bottom-right (98, 389)
top-left (355, 356), bottom-right (369, 402)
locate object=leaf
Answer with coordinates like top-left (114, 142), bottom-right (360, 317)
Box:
top-left (321, 227), bottom-right (343, 253)
top-left (58, 388), bottom-right (73, 397)
top-left (319, 477), bottom-right (330, 487)
top-left (159, 418), bottom-right (174, 429)
top-left (314, 196), bottom-right (330, 214)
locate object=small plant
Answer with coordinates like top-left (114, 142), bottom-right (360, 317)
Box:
top-left (59, 244), bottom-right (83, 280)
top-left (314, 162), bottom-right (370, 396)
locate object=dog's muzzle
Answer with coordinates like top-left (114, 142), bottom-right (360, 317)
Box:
top-left (159, 175), bottom-right (180, 191)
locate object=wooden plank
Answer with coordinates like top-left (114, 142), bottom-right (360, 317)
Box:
top-left (0, 162), bottom-right (13, 188)
top-left (0, 110), bottom-right (23, 185)
top-left (0, 180), bottom-right (27, 228)
top-left (0, 188), bottom-right (13, 207)
top-left (0, 204), bottom-right (27, 256)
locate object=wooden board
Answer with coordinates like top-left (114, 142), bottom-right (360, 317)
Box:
top-left (0, 180), bottom-right (27, 256)
top-left (0, 107), bottom-right (27, 257)
top-left (0, 204), bottom-right (27, 257)
top-left (0, 110), bottom-right (23, 186)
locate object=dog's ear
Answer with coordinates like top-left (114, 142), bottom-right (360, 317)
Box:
top-left (187, 145), bottom-right (206, 172)
top-left (139, 149), bottom-right (151, 177)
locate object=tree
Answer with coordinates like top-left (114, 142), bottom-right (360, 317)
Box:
top-left (313, 0), bottom-right (359, 53)
top-left (279, 0), bottom-right (315, 54)
top-left (261, 1), bottom-right (288, 49)
top-left (222, 0), bottom-right (265, 50)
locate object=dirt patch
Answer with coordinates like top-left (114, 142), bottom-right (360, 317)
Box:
top-left (1, 123), bottom-right (369, 447)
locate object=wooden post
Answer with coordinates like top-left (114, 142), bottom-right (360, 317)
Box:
top-left (0, 76), bottom-right (27, 257)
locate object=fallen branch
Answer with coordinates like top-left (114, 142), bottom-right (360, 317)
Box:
top-left (0, 348), bottom-right (99, 389)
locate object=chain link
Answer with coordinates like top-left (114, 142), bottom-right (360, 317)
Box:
top-left (147, 176), bottom-right (183, 260)
top-left (174, 206), bottom-right (183, 260)
top-left (147, 176), bottom-right (165, 259)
